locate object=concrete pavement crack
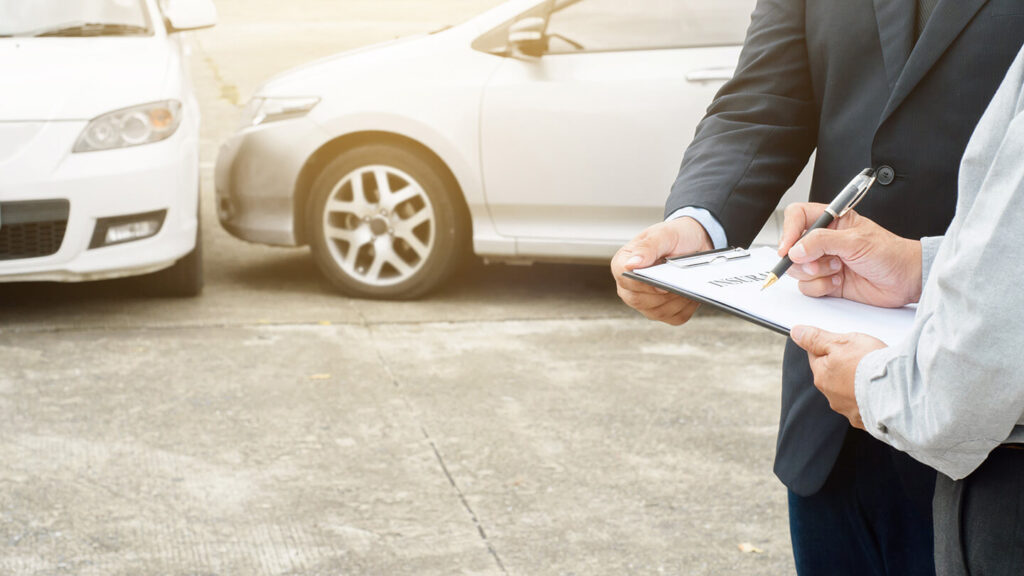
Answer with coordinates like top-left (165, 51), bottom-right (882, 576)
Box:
top-left (422, 426), bottom-right (509, 575)
top-left (192, 35), bottom-right (241, 106)
top-left (360, 313), bottom-right (509, 575)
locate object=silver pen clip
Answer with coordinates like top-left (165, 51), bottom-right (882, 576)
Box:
top-left (837, 173), bottom-right (877, 218)
top-left (667, 247), bottom-right (750, 268)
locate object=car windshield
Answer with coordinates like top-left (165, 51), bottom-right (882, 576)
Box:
top-left (0, 0), bottom-right (151, 38)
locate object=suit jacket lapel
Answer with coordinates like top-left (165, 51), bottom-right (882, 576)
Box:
top-left (873, 0), bottom-right (916, 93)
top-left (879, 0), bottom-right (989, 124)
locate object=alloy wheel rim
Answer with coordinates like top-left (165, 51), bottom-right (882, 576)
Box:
top-left (321, 164), bottom-right (436, 287)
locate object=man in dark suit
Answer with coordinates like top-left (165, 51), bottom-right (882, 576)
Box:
top-left (611, 0), bottom-right (1024, 573)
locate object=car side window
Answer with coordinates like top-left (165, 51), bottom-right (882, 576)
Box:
top-left (545, 0), bottom-right (755, 54)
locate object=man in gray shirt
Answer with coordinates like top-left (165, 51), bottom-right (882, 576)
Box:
top-left (780, 44), bottom-right (1024, 575)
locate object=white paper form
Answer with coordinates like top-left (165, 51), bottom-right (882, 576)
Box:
top-left (631, 247), bottom-right (916, 346)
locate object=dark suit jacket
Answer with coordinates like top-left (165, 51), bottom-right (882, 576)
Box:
top-left (665, 0), bottom-right (1024, 496)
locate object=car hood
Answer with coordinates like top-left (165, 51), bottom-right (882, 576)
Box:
top-left (0, 38), bottom-right (172, 121)
top-left (257, 34), bottom-right (429, 96)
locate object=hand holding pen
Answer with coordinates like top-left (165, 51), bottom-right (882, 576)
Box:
top-left (762, 168), bottom-right (877, 290)
top-left (773, 199), bottom-right (926, 308)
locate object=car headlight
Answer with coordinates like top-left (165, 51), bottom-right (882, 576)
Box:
top-left (73, 100), bottom-right (183, 153)
top-left (239, 96), bottom-right (320, 129)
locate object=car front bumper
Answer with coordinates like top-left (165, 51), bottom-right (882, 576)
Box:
top-left (215, 118), bottom-right (323, 247)
top-left (0, 121), bottom-right (199, 283)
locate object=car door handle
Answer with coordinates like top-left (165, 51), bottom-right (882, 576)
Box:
top-left (685, 67), bottom-right (735, 83)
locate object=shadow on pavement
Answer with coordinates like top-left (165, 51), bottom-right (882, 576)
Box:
top-left (0, 250), bottom-right (622, 316)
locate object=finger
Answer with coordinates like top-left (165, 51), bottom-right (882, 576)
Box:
top-left (644, 295), bottom-right (701, 326)
top-left (614, 271), bottom-right (669, 296)
top-left (610, 246), bottom-right (650, 277)
top-left (779, 202), bottom-right (829, 257)
top-left (786, 257), bottom-right (843, 281)
top-left (797, 274), bottom-right (842, 298)
top-left (612, 225), bottom-right (686, 274)
top-left (617, 284), bottom-right (683, 311)
top-left (789, 227), bottom-right (867, 264)
top-left (790, 325), bottom-right (815, 352)
top-left (790, 325), bottom-right (839, 356)
top-left (610, 243), bottom-right (654, 279)
top-left (611, 242), bottom-right (671, 296)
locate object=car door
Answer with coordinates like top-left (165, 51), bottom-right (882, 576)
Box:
top-left (478, 0), bottom-right (758, 260)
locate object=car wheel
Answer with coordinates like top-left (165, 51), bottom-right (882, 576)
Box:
top-left (307, 144), bottom-right (466, 299)
top-left (139, 222), bottom-right (204, 298)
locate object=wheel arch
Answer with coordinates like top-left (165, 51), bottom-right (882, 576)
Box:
top-left (292, 131), bottom-right (472, 246)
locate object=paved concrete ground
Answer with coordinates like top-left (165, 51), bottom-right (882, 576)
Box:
top-left (0, 1), bottom-right (795, 574)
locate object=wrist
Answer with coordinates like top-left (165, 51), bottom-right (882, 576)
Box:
top-left (679, 216), bottom-right (715, 252)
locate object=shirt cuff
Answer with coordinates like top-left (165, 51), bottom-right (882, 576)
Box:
top-left (920, 236), bottom-right (944, 288)
top-left (855, 345), bottom-right (992, 480)
top-left (666, 207), bottom-right (728, 250)
top-left (854, 347), bottom-right (896, 442)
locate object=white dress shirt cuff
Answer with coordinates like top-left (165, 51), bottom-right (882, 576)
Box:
top-left (666, 207), bottom-right (728, 250)
top-left (919, 236), bottom-right (944, 288)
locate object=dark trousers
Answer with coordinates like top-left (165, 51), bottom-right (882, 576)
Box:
top-left (934, 446), bottom-right (1024, 576)
top-left (788, 428), bottom-right (936, 576)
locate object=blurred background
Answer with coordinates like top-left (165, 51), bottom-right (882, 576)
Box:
top-left (201, 0), bottom-right (505, 102)
top-left (0, 1), bottom-right (796, 574)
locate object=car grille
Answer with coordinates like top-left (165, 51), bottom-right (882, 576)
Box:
top-left (0, 200), bottom-right (70, 261)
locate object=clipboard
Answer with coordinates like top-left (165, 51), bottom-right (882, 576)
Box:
top-left (623, 246), bottom-right (917, 345)
top-left (624, 247), bottom-right (790, 337)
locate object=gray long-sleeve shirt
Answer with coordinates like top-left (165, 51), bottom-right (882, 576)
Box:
top-left (854, 46), bottom-right (1024, 481)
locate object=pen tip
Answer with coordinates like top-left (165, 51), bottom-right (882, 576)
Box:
top-left (761, 274), bottom-right (778, 291)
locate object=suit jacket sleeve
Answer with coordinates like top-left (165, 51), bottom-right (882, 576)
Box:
top-left (665, 0), bottom-right (818, 248)
top-left (854, 50), bottom-right (1024, 480)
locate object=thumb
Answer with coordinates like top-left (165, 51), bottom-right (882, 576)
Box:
top-left (621, 228), bottom-right (682, 271)
top-left (790, 325), bottom-right (837, 356)
top-left (789, 227), bottom-right (866, 264)
top-left (622, 249), bottom-right (649, 270)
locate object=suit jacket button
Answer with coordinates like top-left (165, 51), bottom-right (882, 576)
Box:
top-left (876, 165), bottom-right (895, 186)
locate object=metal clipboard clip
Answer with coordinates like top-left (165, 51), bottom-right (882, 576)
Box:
top-left (666, 247), bottom-right (750, 268)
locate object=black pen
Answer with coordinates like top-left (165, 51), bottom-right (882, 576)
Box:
top-left (761, 168), bottom-right (877, 291)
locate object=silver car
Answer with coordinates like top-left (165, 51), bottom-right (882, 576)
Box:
top-left (216, 0), bottom-right (808, 299)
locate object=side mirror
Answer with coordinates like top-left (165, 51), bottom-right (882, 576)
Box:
top-left (507, 17), bottom-right (547, 59)
top-left (161, 0), bottom-right (217, 33)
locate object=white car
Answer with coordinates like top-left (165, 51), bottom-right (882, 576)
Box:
top-left (0, 0), bottom-right (215, 296)
top-left (216, 0), bottom-right (810, 299)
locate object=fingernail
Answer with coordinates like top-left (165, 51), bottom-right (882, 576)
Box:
top-left (832, 276), bottom-right (841, 286)
top-left (791, 326), bottom-right (805, 341)
top-left (790, 243), bottom-right (806, 260)
top-left (626, 255), bottom-right (643, 267)
top-left (830, 259), bottom-right (841, 272)
top-left (802, 263), bottom-right (815, 275)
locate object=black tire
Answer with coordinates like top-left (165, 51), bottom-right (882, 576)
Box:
top-left (139, 223), bottom-right (204, 298)
top-left (307, 144), bottom-right (468, 299)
